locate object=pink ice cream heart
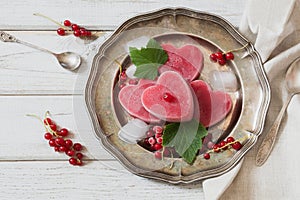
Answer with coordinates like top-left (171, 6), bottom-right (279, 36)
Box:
top-left (141, 71), bottom-right (194, 122)
top-left (118, 79), bottom-right (160, 123)
top-left (158, 44), bottom-right (204, 81)
top-left (191, 80), bottom-right (232, 127)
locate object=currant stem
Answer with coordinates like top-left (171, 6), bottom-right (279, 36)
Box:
top-left (33, 13), bottom-right (68, 29)
top-left (168, 150), bottom-right (174, 169)
top-left (114, 59), bottom-right (123, 75)
top-left (26, 114), bottom-right (43, 123)
top-left (206, 134), bottom-right (251, 153)
top-left (224, 42), bottom-right (250, 54)
top-left (44, 111), bottom-right (59, 137)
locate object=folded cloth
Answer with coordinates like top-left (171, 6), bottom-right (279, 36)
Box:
top-left (239, 0), bottom-right (300, 65)
top-left (204, 1), bottom-right (300, 199)
top-left (203, 158), bottom-right (244, 200)
top-left (218, 0), bottom-right (300, 199)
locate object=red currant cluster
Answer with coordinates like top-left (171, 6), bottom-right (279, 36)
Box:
top-left (209, 43), bottom-right (250, 66)
top-left (202, 136), bottom-right (243, 160)
top-left (57, 19), bottom-right (92, 37)
top-left (142, 125), bottom-right (172, 159)
top-left (210, 51), bottom-right (234, 66)
top-left (28, 112), bottom-right (85, 166)
top-left (118, 70), bottom-right (139, 89)
top-left (34, 13), bottom-right (91, 38)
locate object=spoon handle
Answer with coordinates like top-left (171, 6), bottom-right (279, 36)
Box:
top-left (0, 31), bottom-right (54, 55)
top-left (256, 94), bottom-right (293, 166)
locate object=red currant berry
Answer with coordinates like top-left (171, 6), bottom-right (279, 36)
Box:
top-left (153, 143), bottom-right (162, 151)
top-left (43, 118), bottom-right (53, 125)
top-left (69, 157), bottom-right (77, 165)
top-left (154, 151), bottom-right (162, 159)
top-left (56, 28), bottom-right (66, 36)
top-left (202, 133), bottom-right (212, 145)
top-left (119, 83), bottom-right (126, 89)
top-left (76, 152), bottom-right (83, 160)
top-left (64, 139), bottom-right (73, 149)
top-left (58, 146), bottom-right (67, 152)
top-left (163, 149), bottom-right (170, 157)
top-left (210, 53), bottom-right (218, 62)
top-left (128, 79), bottom-right (138, 85)
top-left (156, 137), bottom-right (163, 144)
top-left (146, 131), bottom-right (154, 138)
top-left (155, 133), bottom-right (162, 139)
top-left (58, 128), bottom-right (69, 137)
top-left (219, 141), bottom-right (227, 147)
top-left (66, 150), bottom-right (75, 157)
top-left (226, 136), bottom-right (235, 143)
top-left (218, 58), bottom-right (227, 66)
top-left (232, 142), bottom-right (242, 150)
top-left (50, 124), bottom-right (57, 131)
top-left (225, 52), bottom-right (234, 60)
top-left (163, 92), bottom-right (175, 102)
top-left (148, 137), bottom-right (156, 146)
top-left (73, 29), bottom-right (81, 37)
top-left (44, 132), bottom-right (52, 140)
top-left (54, 146), bottom-right (59, 152)
top-left (73, 143), bottom-right (82, 151)
top-left (207, 141), bottom-right (214, 149)
top-left (86, 31), bottom-right (92, 36)
top-left (152, 126), bottom-right (163, 134)
top-left (76, 159), bottom-right (83, 166)
top-left (213, 144), bottom-right (220, 152)
top-left (215, 52), bottom-right (224, 60)
top-left (79, 28), bottom-right (87, 36)
top-left (55, 137), bottom-right (65, 146)
top-left (203, 153), bottom-right (210, 160)
top-left (144, 138), bottom-right (150, 145)
top-left (219, 141), bottom-right (228, 150)
top-left (49, 139), bottom-right (56, 147)
top-left (71, 24), bottom-right (79, 31)
top-left (120, 71), bottom-right (127, 80)
top-left (63, 20), bottom-right (72, 27)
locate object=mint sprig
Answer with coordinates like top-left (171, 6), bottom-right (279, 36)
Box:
top-left (162, 120), bottom-right (208, 164)
top-left (129, 39), bottom-right (168, 80)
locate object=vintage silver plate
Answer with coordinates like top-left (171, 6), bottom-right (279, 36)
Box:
top-left (85, 8), bottom-right (270, 183)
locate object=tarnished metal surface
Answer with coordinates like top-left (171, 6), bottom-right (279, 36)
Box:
top-left (85, 8), bottom-right (270, 183)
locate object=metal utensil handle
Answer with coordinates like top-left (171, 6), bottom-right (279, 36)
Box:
top-left (0, 31), bottom-right (17, 42)
top-left (0, 31), bottom-right (54, 55)
top-left (256, 94), bottom-right (293, 166)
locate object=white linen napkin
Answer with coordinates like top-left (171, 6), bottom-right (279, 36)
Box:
top-left (204, 1), bottom-right (300, 199)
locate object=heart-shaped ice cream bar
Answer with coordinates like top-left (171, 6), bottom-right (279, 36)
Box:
top-left (118, 79), bottom-right (160, 123)
top-left (191, 80), bottom-right (232, 127)
top-left (158, 44), bottom-right (204, 81)
top-left (141, 71), bottom-right (194, 122)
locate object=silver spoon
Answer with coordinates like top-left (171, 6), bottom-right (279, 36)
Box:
top-left (0, 31), bottom-right (81, 71)
top-left (256, 57), bottom-right (300, 166)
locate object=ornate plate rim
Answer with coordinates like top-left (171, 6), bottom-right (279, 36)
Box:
top-left (84, 7), bottom-right (271, 184)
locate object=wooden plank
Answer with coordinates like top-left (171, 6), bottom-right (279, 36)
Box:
top-left (0, 161), bottom-right (204, 200)
top-left (0, 31), bottom-right (107, 95)
top-left (0, 96), bottom-right (113, 160)
top-left (0, 0), bottom-right (245, 30)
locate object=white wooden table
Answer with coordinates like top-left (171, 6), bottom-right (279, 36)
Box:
top-left (1, 1), bottom-right (299, 199)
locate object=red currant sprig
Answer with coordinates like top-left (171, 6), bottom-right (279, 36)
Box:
top-left (210, 43), bottom-right (250, 66)
top-left (27, 111), bottom-right (85, 166)
top-left (202, 136), bottom-right (244, 160)
top-left (34, 13), bottom-right (92, 38)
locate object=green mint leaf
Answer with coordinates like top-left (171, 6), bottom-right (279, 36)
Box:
top-left (129, 39), bottom-right (168, 80)
top-left (134, 64), bottom-right (159, 81)
top-left (163, 120), bottom-right (208, 164)
top-left (146, 38), bottom-right (163, 49)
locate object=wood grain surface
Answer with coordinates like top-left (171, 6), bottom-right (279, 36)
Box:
top-left (1, 1), bottom-right (299, 200)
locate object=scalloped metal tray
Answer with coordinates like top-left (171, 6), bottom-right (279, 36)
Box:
top-left (85, 8), bottom-right (270, 183)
